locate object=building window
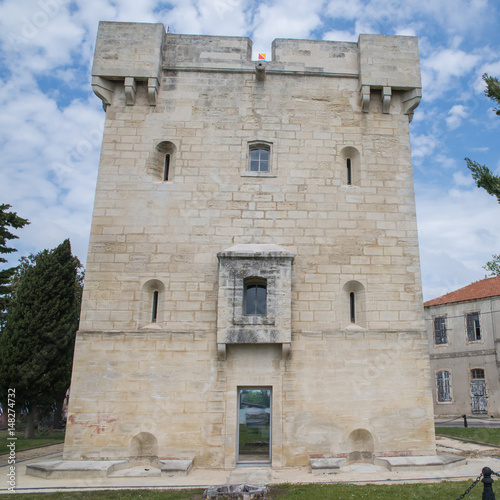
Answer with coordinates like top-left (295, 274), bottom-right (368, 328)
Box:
top-left (342, 280), bottom-right (366, 328)
top-left (434, 316), bottom-right (447, 345)
top-left (340, 146), bottom-right (360, 186)
top-left (151, 290), bottom-right (159, 323)
top-left (471, 368), bottom-right (485, 380)
top-left (163, 154), bottom-right (170, 181)
top-left (148, 140), bottom-right (176, 181)
top-left (466, 312), bottom-right (481, 341)
top-left (249, 146), bottom-right (270, 172)
top-left (140, 279), bottom-right (165, 328)
top-left (244, 278), bottom-right (267, 316)
top-left (436, 370), bottom-right (452, 402)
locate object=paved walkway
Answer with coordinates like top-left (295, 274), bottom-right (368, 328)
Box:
top-left (436, 416), bottom-right (500, 428)
top-left (2, 436), bottom-right (500, 494)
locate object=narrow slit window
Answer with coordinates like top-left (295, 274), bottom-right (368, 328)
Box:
top-left (163, 154), bottom-right (170, 181)
top-left (346, 158), bottom-right (352, 185)
top-left (152, 290), bottom-right (159, 323)
top-left (349, 292), bottom-right (355, 323)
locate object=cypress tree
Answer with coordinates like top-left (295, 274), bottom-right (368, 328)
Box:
top-left (0, 239), bottom-right (83, 437)
top-left (0, 204), bottom-right (29, 331)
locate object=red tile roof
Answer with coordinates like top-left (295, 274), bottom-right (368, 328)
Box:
top-left (424, 276), bottom-right (500, 307)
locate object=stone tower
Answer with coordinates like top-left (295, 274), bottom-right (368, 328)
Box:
top-left (63, 22), bottom-right (436, 470)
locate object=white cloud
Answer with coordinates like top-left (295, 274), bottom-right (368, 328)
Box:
top-left (411, 133), bottom-right (440, 161)
top-left (322, 29), bottom-right (357, 42)
top-left (453, 171), bottom-right (474, 187)
top-left (251, 0), bottom-right (325, 55)
top-left (416, 183), bottom-right (500, 301)
top-left (164, 0), bottom-right (249, 37)
top-left (0, 81), bottom-right (102, 264)
top-left (421, 48), bottom-right (481, 101)
top-left (446, 104), bottom-right (469, 130)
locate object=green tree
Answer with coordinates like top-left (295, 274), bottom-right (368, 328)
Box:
top-left (0, 239), bottom-right (83, 437)
top-left (465, 74), bottom-right (500, 273)
top-left (484, 254), bottom-right (500, 277)
top-left (465, 74), bottom-right (500, 203)
top-left (0, 204), bottom-right (29, 331)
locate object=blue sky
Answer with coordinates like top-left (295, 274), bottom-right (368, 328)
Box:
top-left (0, 0), bottom-right (499, 301)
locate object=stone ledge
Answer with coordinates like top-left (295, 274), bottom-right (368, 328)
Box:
top-left (374, 453), bottom-right (466, 471)
top-left (26, 460), bottom-right (127, 479)
top-left (160, 459), bottom-right (194, 476)
top-left (309, 457), bottom-right (348, 474)
top-left (26, 457), bottom-right (194, 479)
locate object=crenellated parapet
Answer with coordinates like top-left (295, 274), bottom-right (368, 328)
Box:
top-left (91, 22), bottom-right (421, 119)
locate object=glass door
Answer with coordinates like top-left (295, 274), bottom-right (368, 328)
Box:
top-left (237, 388), bottom-right (271, 464)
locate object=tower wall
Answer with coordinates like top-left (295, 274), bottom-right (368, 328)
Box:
top-left (64, 22), bottom-right (435, 467)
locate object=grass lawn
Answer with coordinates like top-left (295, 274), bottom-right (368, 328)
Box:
top-left (0, 428), bottom-right (64, 454)
top-left (6, 481), bottom-right (490, 499)
top-left (436, 426), bottom-right (500, 446)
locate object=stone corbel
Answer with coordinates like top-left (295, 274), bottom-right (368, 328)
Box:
top-left (148, 78), bottom-right (159, 105)
top-left (217, 343), bottom-right (226, 361)
top-left (124, 77), bottom-right (137, 106)
top-left (360, 85), bottom-right (370, 113)
top-left (282, 343), bottom-right (291, 360)
top-left (402, 88), bottom-right (422, 123)
top-left (91, 76), bottom-right (115, 110)
top-left (382, 86), bottom-right (392, 114)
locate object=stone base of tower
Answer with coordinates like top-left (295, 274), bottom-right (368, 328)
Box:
top-left (26, 453), bottom-right (466, 479)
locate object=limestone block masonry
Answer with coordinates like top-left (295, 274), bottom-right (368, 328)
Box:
top-left (63, 21), bottom-right (436, 470)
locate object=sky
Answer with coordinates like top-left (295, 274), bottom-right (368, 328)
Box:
top-left (0, 0), bottom-right (499, 302)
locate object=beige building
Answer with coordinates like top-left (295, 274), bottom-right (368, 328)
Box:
top-left (44, 22), bottom-right (441, 474)
top-left (425, 277), bottom-right (500, 418)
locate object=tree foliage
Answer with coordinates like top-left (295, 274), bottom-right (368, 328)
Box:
top-left (465, 74), bottom-right (500, 275)
top-left (465, 158), bottom-right (500, 204)
top-left (483, 73), bottom-right (500, 116)
top-left (0, 239), bottom-right (83, 435)
top-left (465, 74), bottom-right (500, 203)
top-left (484, 254), bottom-right (500, 277)
top-left (0, 204), bottom-right (29, 328)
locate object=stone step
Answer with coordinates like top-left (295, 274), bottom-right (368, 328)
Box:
top-left (309, 457), bottom-right (348, 474)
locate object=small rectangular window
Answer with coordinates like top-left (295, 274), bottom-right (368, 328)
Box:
top-left (245, 282), bottom-right (267, 315)
top-left (466, 312), bottom-right (481, 341)
top-left (249, 147), bottom-right (270, 172)
top-left (434, 316), bottom-right (447, 345)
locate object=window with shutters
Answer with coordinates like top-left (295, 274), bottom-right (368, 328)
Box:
top-left (466, 312), bottom-right (481, 342)
top-left (436, 370), bottom-right (452, 403)
top-left (433, 316), bottom-right (447, 345)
